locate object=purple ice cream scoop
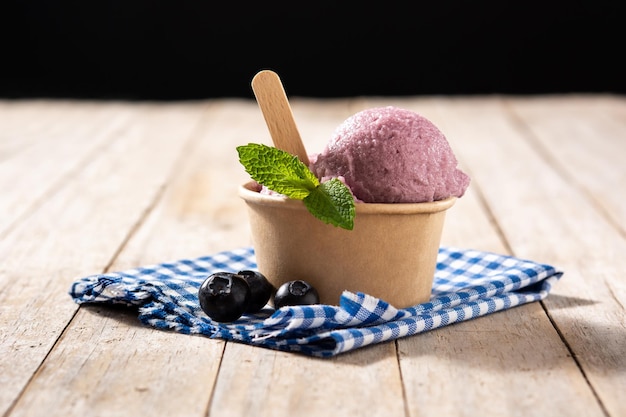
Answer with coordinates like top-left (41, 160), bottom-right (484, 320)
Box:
top-left (310, 106), bottom-right (470, 203)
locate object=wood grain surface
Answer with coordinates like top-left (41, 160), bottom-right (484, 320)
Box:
top-left (0, 95), bottom-right (624, 417)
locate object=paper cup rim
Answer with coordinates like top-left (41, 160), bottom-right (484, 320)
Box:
top-left (239, 181), bottom-right (456, 214)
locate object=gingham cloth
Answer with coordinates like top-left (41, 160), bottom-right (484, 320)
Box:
top-left (69, 246), bottom-right (563, 357)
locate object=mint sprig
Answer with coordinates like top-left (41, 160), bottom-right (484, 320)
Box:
top-left (237, 143), bottom-right (355, 230)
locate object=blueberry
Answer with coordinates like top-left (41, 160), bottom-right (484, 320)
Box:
top-left (198, 272), bottom-right (250, 322)
top-left (236, 270), bottom-right (275, 313)
top-left (273, 280), bottom-right (320, 308)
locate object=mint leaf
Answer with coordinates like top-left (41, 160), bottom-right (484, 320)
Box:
top-left (303, 178), bottom-right (355, 230)
top-left (237, 143), bottom-right (318, 199)
top-left (237, 143), bottom-right (356, 230)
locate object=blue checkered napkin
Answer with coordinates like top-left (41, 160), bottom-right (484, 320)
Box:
top-left (69, 246), bottom-right (563, 357)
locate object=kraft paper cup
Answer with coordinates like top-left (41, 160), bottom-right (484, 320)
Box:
top-left (239, 181), bottom-right (456, 308)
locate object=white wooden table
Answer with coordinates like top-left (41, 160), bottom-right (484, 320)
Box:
top-left (1, 95), bottom-right (624, 417)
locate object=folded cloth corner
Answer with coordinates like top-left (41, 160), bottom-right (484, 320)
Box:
top-left (68, 246), bottom-right (563, 357)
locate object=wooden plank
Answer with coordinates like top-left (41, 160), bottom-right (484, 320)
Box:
top-left (1, 101), bottom-right (208, 417)
top-left (208, 99), bottom-right (407, 417)
top-left (0, 100), bottom-right (85, 159)
top-left (210, 341), bottom-right (404, 417)
top-left (419, 95), bottom-right (624, 416)
top-left (506, 94), bottom-right (626, 236)
top-left (99, 99), bottom-right (261, 268)
top-left (0, 100), bottom-right (135, 237)
top-left (15, 306), bottom-right (224, 417)
top-left (503, 95), bottom-right (626, 417)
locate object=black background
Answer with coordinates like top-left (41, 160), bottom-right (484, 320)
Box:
top-left (2, 1), bottom-right (624, 100)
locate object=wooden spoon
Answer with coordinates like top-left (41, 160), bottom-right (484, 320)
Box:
top-left (251, 70), bottom-right (310, 165)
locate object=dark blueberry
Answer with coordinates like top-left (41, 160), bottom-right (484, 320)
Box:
top-left (236, 270), bottom-right (275, 313)
top-left (273, 280), bottom-right (320, 308)
top-left (198, 272), bottom-right (250, 322)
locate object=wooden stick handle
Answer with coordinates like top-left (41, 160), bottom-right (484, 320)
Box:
top-left (251, 70), bottom-right (310, 165)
